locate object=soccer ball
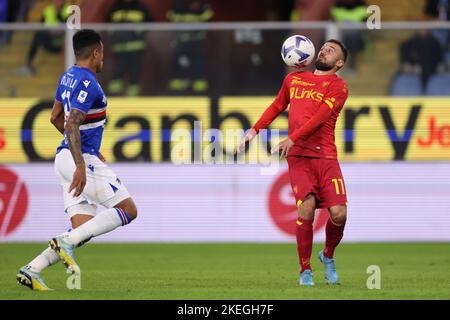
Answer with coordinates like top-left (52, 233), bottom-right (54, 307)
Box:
top-left (281, 35), bottom-right (315, 67)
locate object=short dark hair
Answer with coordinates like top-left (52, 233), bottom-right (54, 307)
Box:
top-left (326, 39), bottom-right (348, 62)
top-left (73, 29), bottom-right (102, 59)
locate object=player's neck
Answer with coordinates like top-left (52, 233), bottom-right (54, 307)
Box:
top-left (313, 69), bottom-right (336, 76)
top-left (75, 60), bottom-right (97, 75)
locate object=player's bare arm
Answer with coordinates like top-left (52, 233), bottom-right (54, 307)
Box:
top-left (50, 100), bottom-right (65, 134)
top-left (50, 101), bottom-right (106, 162)
top-left (236, 128), bottom-right (257, 154)
top-left (65, 108), bottom-right (87, 197)
top-left (236, 99), bottom-right (288, 154)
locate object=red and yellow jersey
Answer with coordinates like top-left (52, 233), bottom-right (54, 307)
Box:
top-left (253, 71), bottom-right (348, 159)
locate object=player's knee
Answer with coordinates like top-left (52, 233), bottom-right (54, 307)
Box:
top-left (299, 204), bottom-right (315, 219)
top-left (330, 206), bottom-right (347, 225)
top-left (115, 198), bottom-right (138, 222)
top-left (129, 205), bottom-right (138, 220)
top-left (298, 195), bottom-right (316, 219)
top-left (125, 202), bottom-right (138, 221)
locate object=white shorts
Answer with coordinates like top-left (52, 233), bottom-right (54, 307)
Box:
top-left (55, 148), bottom-right (131, 217)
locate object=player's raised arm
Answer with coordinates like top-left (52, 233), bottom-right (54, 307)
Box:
top-left (289, 80), bottom-right (348, 143)
top-left (272, 102), bottom-right (333, 159)
top-left (50, 100), bottom-right (65, 134)
top-left (272, 79), bottom-right (348, 159)
top-left (236, 76), bottom-right (290, 154)
top-left (287, 100), bottom-right (334, 143)
top-left (65, 108), bottom-right (87, 197)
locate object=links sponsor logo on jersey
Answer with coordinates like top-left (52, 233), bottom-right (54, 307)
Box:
top-left (290, 87), bottom-right (324, 102)
top-left (0, 97), bottom-right (449, 163)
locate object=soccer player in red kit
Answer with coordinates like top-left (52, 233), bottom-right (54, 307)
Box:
top-left (237, 39), bottom-right (349, 286)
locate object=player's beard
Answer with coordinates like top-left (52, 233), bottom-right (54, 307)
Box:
top-left (315, 59), bottom-right (334, 71)
top-left (96, 61), bottom-right (103, 73)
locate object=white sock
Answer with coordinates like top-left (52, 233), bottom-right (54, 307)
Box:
top-left (27, 236), bottom-right (67, 274)
top-left (66, 208), bottom-right (131, 246)
top-left (27, 247), bottom-right (60, 273)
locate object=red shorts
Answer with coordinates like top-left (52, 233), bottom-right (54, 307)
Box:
top-left (287, 156), bottom-right (347, 209)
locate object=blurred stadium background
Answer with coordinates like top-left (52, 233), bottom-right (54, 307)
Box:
top-left (0, 0), bottom-right (450, 299)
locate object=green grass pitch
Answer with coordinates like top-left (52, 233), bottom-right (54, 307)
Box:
top-left (1, 243), bottom-right (449, 299)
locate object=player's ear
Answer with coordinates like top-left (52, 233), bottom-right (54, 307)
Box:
top-left (93, 47), bottom-right (99, 57)
top-left (336, 59), bottom-right (344, 69)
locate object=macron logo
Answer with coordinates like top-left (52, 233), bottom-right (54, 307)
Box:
top-left (83, 80), bottom-right (91, 88)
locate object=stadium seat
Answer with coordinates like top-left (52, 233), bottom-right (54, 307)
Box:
top-left (445, 51), bottom-right (450, 66)
top-left (389, 73), bottom-right (423, 96)
top-left (425, 73), bottom-right (450, 96)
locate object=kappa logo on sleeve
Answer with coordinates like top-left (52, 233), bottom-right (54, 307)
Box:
top-left (77, 90), bottom-right (88, 103)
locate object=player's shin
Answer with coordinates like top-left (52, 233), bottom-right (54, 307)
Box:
top-left (26, 228), bottom-right (94, 273)
top-left (296, 217), bottom-right (314, 272)
top-left (26, 247), bottom-right (60, 273)
top-left (65, 208), bottom-right (134, 246)
top-left (25, 231), bottom-right (72, 272)
top-left (323, 217), bottom-right (345, 258)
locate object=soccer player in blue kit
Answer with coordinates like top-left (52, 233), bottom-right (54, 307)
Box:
top-left (17, 29), bottom-right (138, 291)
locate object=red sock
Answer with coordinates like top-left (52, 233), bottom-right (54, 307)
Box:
top-left (296, 217), bottom-right (313, 272)
top-left (323, 217), bottom-right (345, 258)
